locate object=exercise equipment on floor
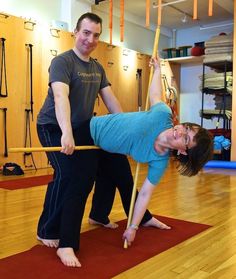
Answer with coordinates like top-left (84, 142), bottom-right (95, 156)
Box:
top-left (204, 160), bottom-right (236, 169)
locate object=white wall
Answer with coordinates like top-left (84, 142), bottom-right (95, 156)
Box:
top-left (180, 63), bottom-right (228, 129)
top-left (0, 0), bottom-right (92, 31)
top-left (91, 8), bottom-right (170, 56)
top-left (176, 20), bottom-right (233, 47)
top-left (0, 0), bottom-right (61, 25)
top-left (70, 0), bottom-right (92, 31)
top-left (179, 64), bottom-right (220, 129)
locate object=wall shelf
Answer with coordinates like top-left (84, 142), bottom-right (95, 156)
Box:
top-left (165, 56), bottom-right (203, 64)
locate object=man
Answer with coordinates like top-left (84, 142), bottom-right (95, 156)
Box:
top-left (37, 12), bottom-right (168, 268)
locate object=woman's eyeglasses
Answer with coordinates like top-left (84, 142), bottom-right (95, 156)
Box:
top-left (183, 126), bottom-right (191, 149)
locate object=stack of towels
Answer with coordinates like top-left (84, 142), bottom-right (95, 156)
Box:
top-left (199, 71), bottom-right (233, 94)
top-left (203, 33), bottom-right (233, 63)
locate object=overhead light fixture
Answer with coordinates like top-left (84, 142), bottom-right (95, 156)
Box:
top-left (153, 0), bottom-right (187, 8)
top-left (181, 13), bottom-right (187, 23)
top-left (199, 22), bottom-right (233, 30)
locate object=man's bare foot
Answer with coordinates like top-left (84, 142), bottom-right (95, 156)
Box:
top-left (142, 217), bottom-right (171, 229)
top-left (57, 247), bottom-right (81, 267)
top-left (37, 236), bottom-right (59, 248)
top-left (88, 218), bottom-right (118, 229)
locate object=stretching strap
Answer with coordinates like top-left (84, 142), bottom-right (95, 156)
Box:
top-left (0, 107), bottom-right (8, 157)
top-left (26, 44), bottom-right (34, 121)
top-left (136, 69), bottom-right (142, 111)
top-left (24, 109), bottom-right (37, 170)
top-left (0, 38), bottom-right (8, 98)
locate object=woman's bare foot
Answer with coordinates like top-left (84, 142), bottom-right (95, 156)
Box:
top-left (37, 236), bottom-right (59, 248)
top-left (57, 247), bottom-right (81, 267)
top-left (142, 217), bottom-right (171, 229)
top-left (88, 217), bottom-right (118, 229)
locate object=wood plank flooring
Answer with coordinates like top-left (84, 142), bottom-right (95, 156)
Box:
top-left (1, 159), bottom-right (236, 278)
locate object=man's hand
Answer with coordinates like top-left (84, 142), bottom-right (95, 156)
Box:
top-left (61, 132), bottom-right (75, 155)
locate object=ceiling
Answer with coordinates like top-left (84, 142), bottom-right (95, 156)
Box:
top-left (92, 0), bottom-right (234, 31)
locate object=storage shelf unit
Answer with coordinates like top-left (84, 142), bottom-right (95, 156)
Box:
top-left (201, 60), bottom-right (232, 130)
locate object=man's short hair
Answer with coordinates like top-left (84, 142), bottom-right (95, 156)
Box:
top-left (76, 12), bottom-right (102, 32)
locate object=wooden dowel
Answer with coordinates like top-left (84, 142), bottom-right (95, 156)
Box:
top-left (124, 163), bottom-right (140, 248)
top-left (124, 26), bottom-right (160, 249)
top-left (120, 0), bottom-right (124, 42)
top-left (157, 0), bottom-right (162, 27)
top-left (193, 0), bottom-right (198, 20)
top-left (8, 146), bottom-right (100, 153)
top-left (146, 0), bottom-right (150, 27)
top-left (208, 0), bottom-right (213, 17)
top-left (145, 26), bottom-right (160, 111)
top-left (109, 0), bottom-right (113, 44)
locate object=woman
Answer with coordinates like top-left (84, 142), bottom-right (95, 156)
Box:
top-left (89, 57), bottom-right (213, 245)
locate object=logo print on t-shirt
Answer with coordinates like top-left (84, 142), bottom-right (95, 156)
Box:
top-left (77, 72), bottom-right (101, 83)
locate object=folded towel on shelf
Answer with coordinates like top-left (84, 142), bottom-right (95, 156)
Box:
top-left (199, 72), bottom-right (233, 93)
top-left (199, 109), bottom-right (232, 120)
top-left (199, 72), bottom-right (232, 80)
top-left (203, 53), bottom-right (233, 63)
top-left (203, 33), bottom-right (233, 63)
top-left (204, 33), bottom-right (233, 47)
top-left (205, 46), bottom-right (233, 55)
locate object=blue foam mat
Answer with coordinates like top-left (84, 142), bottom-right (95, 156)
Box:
top-left (204, 160), bottom-right (236, 169)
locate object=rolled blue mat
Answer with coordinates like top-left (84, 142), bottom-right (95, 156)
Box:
top-left (204, 160), bottom-right (236, 169)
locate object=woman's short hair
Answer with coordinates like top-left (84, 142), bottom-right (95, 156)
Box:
top-left (173, 122), bottom-right (213, 176)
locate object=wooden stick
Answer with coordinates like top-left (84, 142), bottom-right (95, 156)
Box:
top-left (145, 26), bottom-right (160, 111)
top-left (124, 163), bottom-right (140, 248)
top-left (8, 146), bottom-right (100, 153)
top-left (120, 0), bottom-right (124, 42)
top-left (146, 0), bottom-right (150, 27)
top-left (208, 0), bottom-right (213, 17)
top-left (109, 0), bottom-right (113, 44)
top-left (157, 0), bottom-right (162, 27)
top-left (193, 0), bottom-right (198, 20)
top-left (124, 26), bottom-right (161, 249)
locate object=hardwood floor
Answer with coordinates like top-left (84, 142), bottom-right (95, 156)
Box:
top-left (1, 159), bottom-right (236, 278)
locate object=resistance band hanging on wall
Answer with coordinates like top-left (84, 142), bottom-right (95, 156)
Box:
top-left (23, 43), bottom-right (36, 170)
top-left (0, 38), bottom-right (8, 98)
top-left (0, 107), bottom-right (8, 157)
top-left (24, 109), bottom-right (37, 170)
top-left (136, 69), bottom-right (142, 111)
top-left (25, 43), bottom-right (34, 121)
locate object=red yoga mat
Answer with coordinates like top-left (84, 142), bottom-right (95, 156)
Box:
top-left (0, 216), bottom-right (211, 279)
top-left (0, 174), bottom-right (53, 190)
